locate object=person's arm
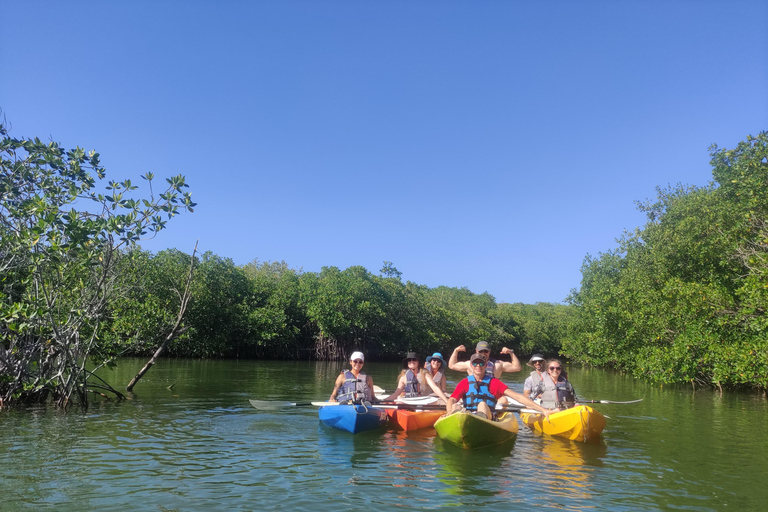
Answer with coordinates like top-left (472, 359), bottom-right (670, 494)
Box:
top-left (329, 373), bottom-right (345, 402)
top-left (498, 347), bottom-right (522, 373)
top-left (503, 388), bottom-right (552, 419)
top-left (380, 375), bottom-right (406, 402)
top-left (366, 375), bottom-right (376, 401)
top-left (522, 376), bottom-right (533, 399)
top-left (445, 380), bottom-right (467, 414)
top-left (423, 372), bottom-right (450, 403)
top-left (448, 345), bottom-right (469, 372)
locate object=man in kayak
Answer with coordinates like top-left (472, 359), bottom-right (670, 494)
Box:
top-left (328, 351), bottom-right (375, 403)
top-left (446, 353), bottom-right (552, 420)
top-left (529, 358), bottom-right (578, 410)
top-left (448, 340), bottom-right (521, 379)
top-left (523, 353), bottom-right (547, 399)
top-left (380, 352), bottom-right (450, 404)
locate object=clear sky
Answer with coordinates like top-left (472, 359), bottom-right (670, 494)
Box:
top-left (2, 1), bottom-right (767, 304)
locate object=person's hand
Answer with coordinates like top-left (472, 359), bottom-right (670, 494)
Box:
top-left (454, 345), bottom-right (466, 353)
top-left (500, 347), bottom-right (514, 355)
top-left (329, 396), bottom-right (338, 402)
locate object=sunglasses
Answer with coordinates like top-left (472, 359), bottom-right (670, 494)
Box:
top-left (549, 366), bottom-right (561, 371)
top-left (471, 361), bottom-right (485, 367)
top-left (478, 350), bottom-right (490, 354)
top-left (407, 358), bottom-right (418, 362)
top-left (352, 360), bottom-right (364, 364)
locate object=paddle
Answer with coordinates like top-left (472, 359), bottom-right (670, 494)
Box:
top-left (580, 399), bottom-right (643, 404)
top-left (250, 398), bottom-right (438, 410)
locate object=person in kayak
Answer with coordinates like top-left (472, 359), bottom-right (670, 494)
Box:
top-left (529, 359), bottom-right (578, 410)
top-left (329, 351), bottom-right (375, 403)
top-left (425, 352), bottom-right (447, 393)
top-left (523, 353), bottom-right (547, 399)
top-left (448, 340), bottom-right (521, 379)
top-left (446, 353), bottom-right (551, 420)
top-left (381, 352), bottom-right (450, 404)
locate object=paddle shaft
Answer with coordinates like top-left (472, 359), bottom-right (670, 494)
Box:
top-left (581, 399), bottom-right (643, 404)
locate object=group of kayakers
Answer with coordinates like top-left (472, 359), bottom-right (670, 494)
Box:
top-left (329, 342), bottom-right (579, 422)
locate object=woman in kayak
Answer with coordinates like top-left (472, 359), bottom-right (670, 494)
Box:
top-left (529, 358), bottom-right (578, 410)
top-left (380, 352), bottom-right (450, 404)
top-left (446, 353), bottom-right (551, 420)
top-left (425, 352), bottom-right (447, 393)
top-left (329, 351), bottom-right (375, 403)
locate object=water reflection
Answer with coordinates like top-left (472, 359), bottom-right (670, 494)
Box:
top-left (432, 436), bottom-right (516, 497)
top-left (3, 359), bottom-right (767, 512)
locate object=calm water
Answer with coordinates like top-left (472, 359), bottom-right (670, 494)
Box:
top-left (2, 359), bottom-right (767, 511)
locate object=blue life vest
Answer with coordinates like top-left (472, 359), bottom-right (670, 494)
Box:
top-left (404, 369), bottom-right (420, 398)
top-left (337, 370), bottom-right (371, 402)
top-left (463, 375), bottom-right (497, 411)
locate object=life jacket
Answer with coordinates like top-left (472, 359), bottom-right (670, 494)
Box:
top-left (534, 374), bottom-right (575, 409)
top-left (463, 375), bottom-right (497, 411)
top-left (431, 370), bottom-right (443, 385)
top-left (529, 370), bottom-right (544, 384)
top-left (337, 370), bottom-right (372, 403)
top-left (484, 359), bottom-right (497, 379)
top-left (404, 369), bottom-right (420, 398)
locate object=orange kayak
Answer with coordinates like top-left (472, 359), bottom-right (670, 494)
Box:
top-left (386, 408), bottom-right (444, 431)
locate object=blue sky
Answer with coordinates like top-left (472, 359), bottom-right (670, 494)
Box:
top-left (2, 1), bottom-right (767, 304)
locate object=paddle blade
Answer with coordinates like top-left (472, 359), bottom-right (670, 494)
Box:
top-left (249, 399), bottom-right (292, 410)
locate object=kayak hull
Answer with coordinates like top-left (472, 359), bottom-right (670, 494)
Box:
top-left (318, 405), bottom-right (388, 434)
top-left (386, 409), bottom-right (444, 431)
top-left (519, 405), bottom-right (606, 442)
top-left (434, 411), bottom-right (518, 449)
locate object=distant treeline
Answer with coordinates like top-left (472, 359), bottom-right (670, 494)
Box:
top-left (562, 132), bottom-right (768, 391)
top-left (3, 114), bottom-right (766, 409)
top-left (102, 254), bottom-right (573, 362)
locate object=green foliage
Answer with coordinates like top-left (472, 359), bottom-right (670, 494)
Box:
top-left (566, 132), bottom-right (768, 390)
top-left (109, 254), bottom-right (575, 363)
top-left (0, 117), bottom-right (194, 406)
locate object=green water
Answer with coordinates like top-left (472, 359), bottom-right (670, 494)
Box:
top-left (1, 359), bottom-right (766, 511)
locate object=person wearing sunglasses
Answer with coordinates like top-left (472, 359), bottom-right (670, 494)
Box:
top-left (425, 352), bottom-right (447, 393)
top-left (529, 359), bottom-right (578, 410)
top-left (380, 352), bottom-right (450, 403)
top-left (329, 351), bottom-right (375, 403)
top-left (523, 353), bottom-right (547, 399)
top-left (446, 353), bottom-right (552, 420)
top-left (448, 340), bottom-right (522, 380)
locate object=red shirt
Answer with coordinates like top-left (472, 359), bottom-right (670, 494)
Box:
top-left (450, 376), bottom-right (508, 400)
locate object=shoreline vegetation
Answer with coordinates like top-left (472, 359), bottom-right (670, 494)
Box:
top-left (1, 115), bottom-right (767, 407)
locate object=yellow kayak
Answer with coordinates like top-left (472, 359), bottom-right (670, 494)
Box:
top-left (519, 405), bottom-right (606, 442)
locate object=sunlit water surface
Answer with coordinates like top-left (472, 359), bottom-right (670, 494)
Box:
top-left (2, 359), bottom-right (766, 511)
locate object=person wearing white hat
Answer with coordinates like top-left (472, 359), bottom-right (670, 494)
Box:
top-left (329, 351), bottom-right (375, 403)
top-left (523, 353), bottom-right (547, 399)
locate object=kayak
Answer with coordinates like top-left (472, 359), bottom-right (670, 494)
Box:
top-left (318, 404), bottom-right (388, 434)
top-left (433, 411), bottom-right (518, 449)
top-left (386, 408), bottom-right (444, 431)
top-left (519, 405), bottom-right (606, 442)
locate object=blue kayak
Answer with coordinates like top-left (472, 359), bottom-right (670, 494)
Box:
top-left (318, 404), bottom-right (388, 434)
